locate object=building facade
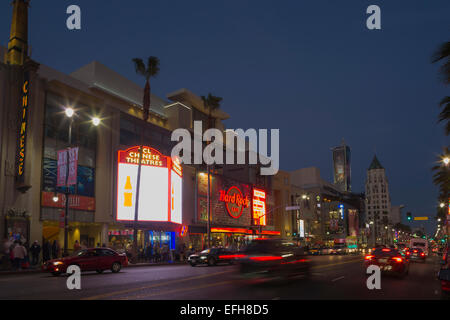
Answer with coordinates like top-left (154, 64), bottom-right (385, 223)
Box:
top-left (365, 155), bottom-right (392, 245)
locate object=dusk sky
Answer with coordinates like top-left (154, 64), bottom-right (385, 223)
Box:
top-left (1, 0), bottom-right (449, 234)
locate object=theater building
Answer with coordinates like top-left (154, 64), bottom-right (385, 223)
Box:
top-left (0, 0), bottom-right (277, 256)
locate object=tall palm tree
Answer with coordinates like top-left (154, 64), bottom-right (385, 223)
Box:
top-left (432, 42), bottom-right (450, 135)
top-left (130, 56), bottom-right (160, 261)
top-left (200, 93), bottom-right (222, 248)
top-left (201, 93), bottom-right (223, 130)
top-left (132, 56), bottom-right (160, 122)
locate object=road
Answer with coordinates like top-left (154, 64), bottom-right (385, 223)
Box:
top-left (0, 254), bottom-right (446, 300)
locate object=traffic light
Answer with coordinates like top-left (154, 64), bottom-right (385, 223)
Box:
top-left (406, 212), bottom-right (412, 221)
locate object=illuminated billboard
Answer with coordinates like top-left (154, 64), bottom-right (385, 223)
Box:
top-left (332, 143), bottom-right (351, 192)
top-left (252, 188), bottom-right (266, 226)
top-left (116, 146), bottom-right (182, 223)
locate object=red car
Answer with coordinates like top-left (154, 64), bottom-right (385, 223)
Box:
top-left (364, 247), bottom-right (409, 278)
top-left (43, 248), bottom-right (128, 276)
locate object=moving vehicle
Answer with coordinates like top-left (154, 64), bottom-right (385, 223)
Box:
top-left (309, 247), bottom-right (321, 255)
top-left (238, 239), bottom-right (311, 282)
top-left (42, 248), bottom-right (128, 276)
top-left (188, 247), bottom-right (239, 266)
top-left (320, 247), bottom-right (333, 255)
top-left (410, 238), bottom-right (428, 256)
top-left (409, 248), bottom-right (426, 262)
top-left (364, 247), bottom-right (409, 278)
top-left (330, 244), bottom-right (347, 255)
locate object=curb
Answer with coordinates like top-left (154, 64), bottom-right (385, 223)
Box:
top-left (0, 262), bottom-right (188, 276)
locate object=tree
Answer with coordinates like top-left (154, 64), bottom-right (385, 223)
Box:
top-left (432, 42), bottom-right (450, 135)
top-left (130, 56), bottom-right (160, 262)
top-left (201, 93), bottom-right (223, 130)
top-left (132, 56), bottom-right (160, 122)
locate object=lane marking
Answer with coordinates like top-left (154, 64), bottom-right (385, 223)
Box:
top-left (331, 276), bottom-right (345, 282)
top-left (119, 280), bottom-right (236, 300)
top-left (312, 258), bottom-right (362, 270)
top-left (82, 269), bottom-right (234, 300)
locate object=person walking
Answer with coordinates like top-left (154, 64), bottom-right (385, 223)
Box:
top-left (30, 240), bottom-right (41, 266)
top-left (73, 240), bottom-right (81, 253)
top-left (12, 241), bottom-right (27, 270)
top-left (42, 240), bottom-right (50, 262)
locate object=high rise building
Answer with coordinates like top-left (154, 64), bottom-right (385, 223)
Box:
top-left (331, 140), bottom-right (351, 192)
top-left (365, 155), bottom-right (392, 242)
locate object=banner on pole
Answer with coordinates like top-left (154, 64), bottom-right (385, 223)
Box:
top-left (56, 150), bottom-right (68, 187)
top-left (67, 147), bottom-right (79, 186)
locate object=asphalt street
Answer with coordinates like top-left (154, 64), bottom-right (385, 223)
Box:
top-left (0, 254), bottom-right (446, 300)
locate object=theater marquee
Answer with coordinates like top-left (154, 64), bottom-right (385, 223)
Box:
top-left (116, 146), bottom-right (182, 224)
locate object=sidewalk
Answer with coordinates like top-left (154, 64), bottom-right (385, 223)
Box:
top-left (0, 260), bottom-right (188, 276)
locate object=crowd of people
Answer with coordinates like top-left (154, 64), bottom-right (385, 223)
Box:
top-left (0, 238), bottom-right (67, 271)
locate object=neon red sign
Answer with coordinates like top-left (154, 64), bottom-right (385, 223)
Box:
top-left (253, 188), bottom-right (266, 226)
top-left (219, 186), bottom-right (250, 219)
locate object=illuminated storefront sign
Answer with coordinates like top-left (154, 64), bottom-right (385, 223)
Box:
top-left (17, 72), bottom-right (29, 183)
top-left (116, 146), bottom-right (182, 224)
top-left (210, 227), bottom-right (280, 236)
top-left (252, 188), bottom-right (266, 226)
top-left (219, 186), bottom-right (250, 219)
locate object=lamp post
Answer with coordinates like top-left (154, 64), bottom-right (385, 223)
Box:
top-left (62, 109), bottom-right (100, 256)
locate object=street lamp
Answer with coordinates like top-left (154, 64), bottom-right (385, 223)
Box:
top-left (62, 108), bottom-right (100, 256)
top-left (443, 157), bottom-right (450, 166)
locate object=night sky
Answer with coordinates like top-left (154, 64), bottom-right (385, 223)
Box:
top-left (1, 1), bottom-right (449, 235)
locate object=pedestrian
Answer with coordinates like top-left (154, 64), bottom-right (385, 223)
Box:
top-left (73, 240), bottom-right (81, 253)
top-left (30, 240), bottom-right (41, 266)
top-left (1, 238), bottom-right (12, 269)
top-left (51, 240), bottom-right (60, 259)
top-left (42, 240), bottom-right (50, 262)
top-left (81, 241), bottom-right (87, 250)
top-left (12, 241), bottom-right (27, 270)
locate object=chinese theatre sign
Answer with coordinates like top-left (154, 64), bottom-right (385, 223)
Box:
top-left (252, 188), bottom-right (266, 226)
top-left (116, 146), bottom-right (182, 224)
top-left (219, 186), bottom-right (250, 219)
top-left (17, 72), bottom-right (29, 184)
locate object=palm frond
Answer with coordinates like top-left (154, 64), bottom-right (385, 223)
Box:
top-left (147, 56), bottom-right (160, 79)
top-left (431, 42), bottom-right (450, 84)
top-left (132, 58), bottom-right (146, 77)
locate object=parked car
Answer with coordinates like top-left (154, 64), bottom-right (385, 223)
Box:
top-left (42, 248), bottom-right (128, 276)
top-left (188, 247), bottom-right (240, 266)
top-left (438, 245), bottom-right (450, 295)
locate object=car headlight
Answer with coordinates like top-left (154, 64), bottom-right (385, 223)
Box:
top-left (53, 261), bottom-right (63, 266)
top-left (200, 256), bottom-right (207, 260)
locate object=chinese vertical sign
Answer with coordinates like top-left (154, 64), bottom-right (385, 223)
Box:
top-left (16, 72), bottom-right (29, 183)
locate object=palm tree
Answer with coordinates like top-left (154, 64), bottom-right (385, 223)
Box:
top-left (132, 56), bottom-right (160, 122)
top-left (130, 56), bottom-right (160, 261)
top-left (200, 93), bottom-right (222, 248)
top-left (201, 93), bottom-right (223, 130)
top-left (432, 42), bottom-right (450, 135)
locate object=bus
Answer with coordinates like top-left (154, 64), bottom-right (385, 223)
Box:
top-left (409, 238), bottom-right (429, 256)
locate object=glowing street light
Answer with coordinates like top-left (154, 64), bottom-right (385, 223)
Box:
top-left (65, 107), bottom-right (75, 118)
top-left (92, 117), bottom-right (101, 126)
top-left (443, 157), bottom-right (450, 166)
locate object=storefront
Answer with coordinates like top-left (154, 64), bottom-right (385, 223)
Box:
top-left (188, 172), bottom-right (279, 251)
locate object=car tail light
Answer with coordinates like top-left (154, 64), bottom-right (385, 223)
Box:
top-left (406, 251), bottom-right (410, 255)
top-left (219, 254), bottom-right (246, 259)
top-left (420, 252), bottom-right (425, 257)
top-left (365, 255), bottom-right (374, 260)
top-left (249, 256), bottom-right (283, 262)
top-left (392, 257), bottom-right (403, 263)
top-left (413, 250), bottom-right (418, 253)
top-left (382, 248), bottom-right (391, 252)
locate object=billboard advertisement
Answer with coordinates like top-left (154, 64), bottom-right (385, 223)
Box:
top-left (332, 144), bottom-right (351, 192)
top-left (116, 146), bottom-right (182, 224)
